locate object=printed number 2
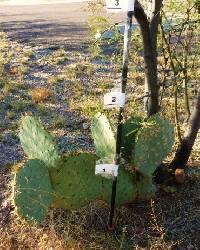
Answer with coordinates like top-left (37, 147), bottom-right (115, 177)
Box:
top-left (115, 0), bottom-right (119, 6)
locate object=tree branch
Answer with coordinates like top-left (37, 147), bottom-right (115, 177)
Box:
top-left (150, 0), bottom-right (163, 51)
top-left (170, 91), bottom-right (200, 170)
top-left (134, 0), bottom-right (149, 28)
top-left (134, 0), bottom-right (159, 116)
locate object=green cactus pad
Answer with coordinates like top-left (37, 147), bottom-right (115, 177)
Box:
top-left (14, 159), bottom-right (54, 223)
top-left (136, 177), bottom-right (156, 200)
top-left (91, 113), bottom-right (116, 163)
top-left (134, 114), bottom-right (174, 176)
top-left (121, 117), bottom-right (142, 160)
top-left (51, 153), bottom-right (137, 209)
top-left (19, 116), bottom-right (60, 168)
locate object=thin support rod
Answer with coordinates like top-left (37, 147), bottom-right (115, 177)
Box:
top-left (108, 11), bottom-right (133, 228)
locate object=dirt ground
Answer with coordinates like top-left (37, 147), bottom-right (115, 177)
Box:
top-left (0, 2), bottom-right (90, 46)
top-left (0, 165), bottom-right (200, 249)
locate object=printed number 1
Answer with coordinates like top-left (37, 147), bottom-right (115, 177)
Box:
top-left (115, 0), bottom-right (119, 6)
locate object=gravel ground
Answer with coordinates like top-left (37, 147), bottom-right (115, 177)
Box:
top-left (0, 2), bottom-right (128, 167)
top-left (0, 2), bottom-right (90, 46)
top-left (0, 2), bottom-right (97, 167)
top-left (0, 40), bottom-right (97, 166)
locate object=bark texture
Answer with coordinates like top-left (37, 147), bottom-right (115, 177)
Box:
top-left (134, 0), bottom-right (162, 116)
top-left (170, 91), bottom-right (200, 170)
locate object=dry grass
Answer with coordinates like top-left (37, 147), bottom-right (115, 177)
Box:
top-left (64, 63), bottom-right (96, 81)
top-left (31, 87), bottom-right (52, 103)
top-left (0, 93), bottom-right (4, 101)
top-left (69, 96), bottom-right (103, 118)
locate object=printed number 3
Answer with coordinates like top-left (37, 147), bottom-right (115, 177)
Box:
top-left (115, 0), bottom-right (119, 6)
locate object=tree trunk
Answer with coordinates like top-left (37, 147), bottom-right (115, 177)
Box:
top-left (170, 91), bottom-right (200, 170)
top-left (134, 0), bottom-right (161, 116)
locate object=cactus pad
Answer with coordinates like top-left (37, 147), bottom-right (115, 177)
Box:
top-left (19, 116), bottom-right (60, 168)
top-left (51, 153), bottom-right (137, 209)
top-left (91, 113), bottom-right (116, 163)
top-left (134, 114), bottom-right (175, 176)
top-left (121, 117), bottom-right (142, 160)
top-left (136, 177), bottom-right (156, 200)
top-left (14, 159), bottom-right (54, 223)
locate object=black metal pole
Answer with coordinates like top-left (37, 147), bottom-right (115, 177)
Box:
top-left (108, 11), bottom-right (134, 230)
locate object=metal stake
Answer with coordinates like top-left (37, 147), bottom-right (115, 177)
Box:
top-left (108, 11), bottom-right (134, 230)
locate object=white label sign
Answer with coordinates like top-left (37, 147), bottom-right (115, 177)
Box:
top-left (104, 91), bottom-right (125, 109)
top-left (105, 0), bottom-right (135, 13)
top-left (95, 164), bottom-right (119, 179)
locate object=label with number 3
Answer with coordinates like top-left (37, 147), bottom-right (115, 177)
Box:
top-left (105, 0), bottom-right (135, 12)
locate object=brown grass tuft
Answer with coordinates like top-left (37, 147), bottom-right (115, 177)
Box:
top-left (31, 87), bottom-right (52, 103)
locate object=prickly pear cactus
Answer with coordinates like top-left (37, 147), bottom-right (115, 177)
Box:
top-left (14, 113), bottom-right (175, 225)
top-left (134, 114), bottom-right (174, 176)
top-left (14, 159), bottom-right (54, 223)
top-left (91, 113), bottom-right (116, 163)
top-left (19, 116), bottom-right (60, 168)
top-left (51, 153), bottom-right (137, 209)
top-left (136, 177), bottom-right (156, 200)
top-left (121, 117), bottom-right (142, 161)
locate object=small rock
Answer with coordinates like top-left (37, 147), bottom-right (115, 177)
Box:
top-left (175, 169), bottom-right (186, 184)
top-left (187, 244), bottom-right (194, 250)
top-left (83, 123), bottom-right (89, 130)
